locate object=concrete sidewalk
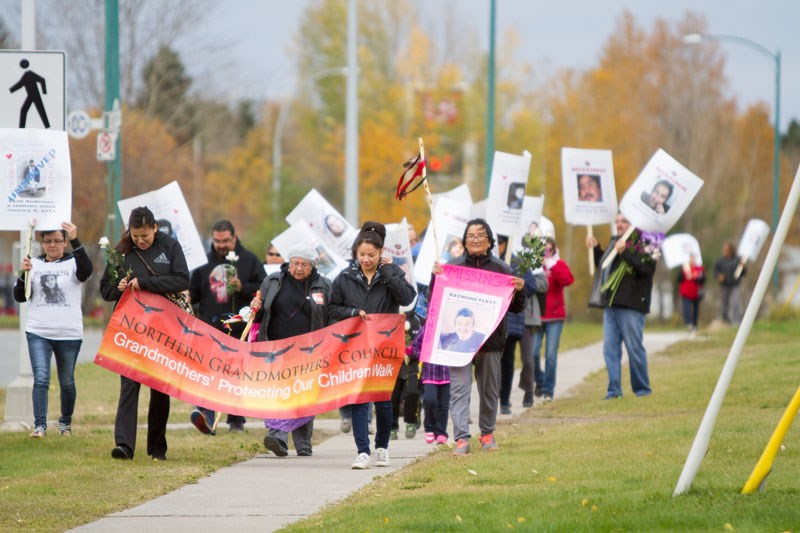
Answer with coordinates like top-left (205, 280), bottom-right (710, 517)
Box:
top-left (73, 331), bottom-right (687, 532)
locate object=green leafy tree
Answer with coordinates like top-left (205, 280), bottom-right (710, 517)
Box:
top-left (136, 44), bottom-right (194, 144)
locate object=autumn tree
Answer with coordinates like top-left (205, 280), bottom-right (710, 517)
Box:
top-left (538, 11), bottom-right (782, 316)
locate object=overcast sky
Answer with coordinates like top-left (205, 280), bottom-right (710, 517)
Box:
top-left (182, 0), bottom-right (800, 131)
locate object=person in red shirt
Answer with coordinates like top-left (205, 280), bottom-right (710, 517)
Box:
top-left (532, 236), bottom-right (574, 402)
top-left (678, 254), bottom-right (705, 332)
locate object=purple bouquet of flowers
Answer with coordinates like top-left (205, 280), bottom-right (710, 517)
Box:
top-left (600, 229), bottom-right (664, 304)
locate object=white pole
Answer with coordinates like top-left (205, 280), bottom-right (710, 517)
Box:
top-left (674, 162), bottom-right (800, 496)
top-left (4, 0), bottom-right (36, 425)
top-left (343, 0), bottom-right (359, 226)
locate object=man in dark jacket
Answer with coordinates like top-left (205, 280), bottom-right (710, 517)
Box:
top-left (251, 244), bottom-right (331, 456)
top-left (713, 241), bottom-right (745, 324)
top-left (188, 220), bottom-right (266, 433)
top-left (432, 219), bottom-right (526, 456)
top-left (587, 212), bottom-right (656, 400)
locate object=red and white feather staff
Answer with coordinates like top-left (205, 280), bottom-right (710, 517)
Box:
top-left (396, 138), bottom-right (440, 261)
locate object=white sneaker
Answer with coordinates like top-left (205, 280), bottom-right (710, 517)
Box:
top-left (351, 452), bottom-right (371, 470)
top-left (374, 447), bottom-right (390, 467)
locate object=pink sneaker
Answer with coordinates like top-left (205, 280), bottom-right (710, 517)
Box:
top-left (425, 432), bottom-right (435, 444)
top-left (436, 435), bottom-right (448, 444)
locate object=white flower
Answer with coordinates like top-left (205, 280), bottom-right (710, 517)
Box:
top-left (98, 236), bottom-right (110, 249)
top-left (226, 251), bottom-right (239, 262)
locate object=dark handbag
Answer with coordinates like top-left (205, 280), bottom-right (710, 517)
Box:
top-left (133, 249), bottom-right (193, 315)
top-left (588, 244), bottom-right (615, 309)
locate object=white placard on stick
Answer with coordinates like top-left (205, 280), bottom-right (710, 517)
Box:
top-left (431, 183), bottom-right (473, 210)
top-left (0, 128), bottom-right (71, 230)
top-left (385, 217), bottom-right (418, 311)
top-left (661, 233), bottom-right (702, 269)
top-left (414, 197), bottom-right (472, 286)
top-left (737, 219), bottom-right (770, 262)
top-left (619, 148), bottom-right (704, 234)
top-left (272, 219), bottom-right (349, 280)
top-left (286, 189), bottom-right (358, 260)
top-left (510, 195), bottom-right (544, 253)
top-left (117, 181), bottom-right (206, 271)
top-left (561, 147), bottom-right (617, 226)
top-left (485, 150), bottom-right (532, 237)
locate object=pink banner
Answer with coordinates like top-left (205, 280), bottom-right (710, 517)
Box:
top-left (420, 264), bottom-right (516, 366)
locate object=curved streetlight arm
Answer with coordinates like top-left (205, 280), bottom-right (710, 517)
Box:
top-left (271, 66), bottom-right (349, 225)
top-left (683, 33), bottom-right (777, 62)
top-left (683, 31), bottom-right (781, 271)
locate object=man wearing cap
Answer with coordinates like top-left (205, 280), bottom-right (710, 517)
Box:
top-left (189, 220), bottom-right (266, 434)
top-left (249, 243), bottom-right (332, 456)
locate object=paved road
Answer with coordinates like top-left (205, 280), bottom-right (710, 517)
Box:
top-left (0, 328), bottom-right (104, 387)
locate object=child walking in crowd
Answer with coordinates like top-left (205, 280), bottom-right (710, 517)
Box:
top-left (420, 336), bottom-right (451, 445)
top-left (391, 312), bottom-right (422, 440)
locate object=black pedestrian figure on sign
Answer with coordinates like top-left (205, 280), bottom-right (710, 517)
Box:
top-left (9, 59), bottom-right (50, 128)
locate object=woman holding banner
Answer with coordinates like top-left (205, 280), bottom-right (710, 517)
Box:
top-left (250, 243), bottom-right (332, 457)
top-left (100, 206), bottom-right (190, 461)
top-left (329, 221), bottom-right (416, 470)
top-left (432, 219), bottom-right (526, 456)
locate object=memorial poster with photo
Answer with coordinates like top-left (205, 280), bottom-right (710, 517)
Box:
top-left (384, 217), bottom-right (417, 311)
top-left (485, 150), bottom-right (532, 236)
top-left (0, 128), bottom-right (71, 230)
top-left (413, 197), bottom-right (472, 286)
top-left (419, 264), bottom-right (517, 367)
top-left (619, 149), bottom-right (704, 234)
top-left (117, 181), bottom-right (206, 271)
top-left (285, 189), bottom-right (358, 259)
top-left (510, 195), bottom-right (544, 253)
top-left (272, 219), bottom-right (348, 280)
top-left (661, 233), bottom-right (702, 269)
top-left (561, 147), bottom-right (617, 226)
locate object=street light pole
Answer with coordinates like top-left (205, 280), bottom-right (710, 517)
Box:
top-left (485, 0), bottom-right (497, 195)
top-left (683, 33), bottom-right (781, 291)
top-left (271, 67), bottom-right (348, 227)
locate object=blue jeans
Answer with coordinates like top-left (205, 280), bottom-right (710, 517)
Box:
top-left (27, 332), bottom-right (82, 429)
top-left (422, 383), bottom-right (450, 438)
top-left (532, 320), bottom-right (565, 397)
top-left (340, 403), bottom-right (372, 424)
top-left (682, 297), bottom-right (700, 328)
top-left (351, 401), bottom-right (391, 455)
top-left (602, 307), bottom-right (650, 397)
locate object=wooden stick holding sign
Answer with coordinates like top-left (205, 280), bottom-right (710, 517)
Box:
top-left (587, 226), bottom-right (595, 276)
top-left (24, 219), bottom-right (36, 300)
top-left (601, 225), bottom-right (635, 269)
top-left (239, 290), bottom-right (261, 342)
top-left (733, 257), bottom-right (746, 280)
top-left (419, 138), bottom-right (441, 262)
